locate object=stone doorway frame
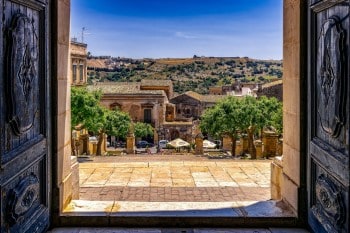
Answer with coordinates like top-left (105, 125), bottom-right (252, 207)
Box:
top-left (51, 0), bottom-right (308, 228)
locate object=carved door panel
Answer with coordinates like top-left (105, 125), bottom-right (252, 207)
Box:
top-left (0, 0), bottom-right (51, 232)
top-left (308, 1), bottom-right (349, 232)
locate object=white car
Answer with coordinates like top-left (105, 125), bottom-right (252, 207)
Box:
top-left (158, 140), bottom-right (169, 149)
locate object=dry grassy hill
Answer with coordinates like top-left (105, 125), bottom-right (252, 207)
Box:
top-left (87, 57), bottom-right (283, 94)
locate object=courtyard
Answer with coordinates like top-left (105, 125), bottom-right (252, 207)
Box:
top-left (78, 154), bottom-right (271, 202)
top-left (64, 154), bottom-right (294, 219)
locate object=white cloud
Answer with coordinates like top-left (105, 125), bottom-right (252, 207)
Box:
top-left (175, 31), bottom-right (198, 39)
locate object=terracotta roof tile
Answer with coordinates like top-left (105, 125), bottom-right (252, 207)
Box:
top-left (261, 80), bottom-right (283, 89)
top-left (141, 79), bottom-right (173, 87)
top-left (87, 83), bottom-right (164, 95)
top-left (172, 91), bottom-right (225, 103)
top-left (184, 91), bottom-right (203, 101)
top-left (201, 95), bottom-right (226, 103)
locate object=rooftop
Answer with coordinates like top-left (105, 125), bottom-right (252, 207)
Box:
top-left (171, 91), bottom-right (225, 103)
top-left (70, 40), bottom-right (87, 48)
top-left (141, 79), bottom-right (173, 87)
top-left (261, 80), bottom-right (283, 89)
top-left (163, 121), bottom-right (194, 126)
top-left (87, 83), bottom-right (165, 95)
top-left (201, 94), bottom-right (226, 103)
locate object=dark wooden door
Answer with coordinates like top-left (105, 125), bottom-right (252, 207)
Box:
top-left (308, 1), bottom-right (349, 232)
top-left (0, 0), bottom-right (51, 232)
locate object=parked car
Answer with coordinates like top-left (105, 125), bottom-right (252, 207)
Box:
top-left (158, 140), bottom-right (169, 149)
top-left (115, 141), bottom-right (126, 148)
top-left (136, 140), bottom-right (152, 148)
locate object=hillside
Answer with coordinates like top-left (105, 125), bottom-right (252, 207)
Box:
top-left (87, 57), bottom-right (283, 94)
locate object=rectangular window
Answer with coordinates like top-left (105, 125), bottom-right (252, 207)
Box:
top-left (72, 64), bottom-right (77, 82)
top-left (79, 64), bottom-right (84, 81)
top-left (144, 109), bottom-right (152, 123)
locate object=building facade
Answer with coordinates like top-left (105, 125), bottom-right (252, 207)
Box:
top-left (170, 91), bottom-right (224, 120)
top-left (70, 40), bottom-right (88, 86)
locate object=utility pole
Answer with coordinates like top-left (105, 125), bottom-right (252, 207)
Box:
top-left (81, 27), bottom-right (86, 43)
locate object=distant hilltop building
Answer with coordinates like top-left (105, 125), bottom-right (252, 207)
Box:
top-left (86, 78), bottom-right (282, 147)
top-left (209, 80), bottom-right (282, 101)
top-left (170, 91), bottom-right (225, 120)
top-left (87, 80), bottom-right (225, 144)
top-left (209, 81), bottom-right (258, 97)
top-left (70, 39), bottom-right (88, 86)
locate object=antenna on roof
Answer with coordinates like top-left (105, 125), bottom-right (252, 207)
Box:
top-left (81, 27), bottom-right (91, 43)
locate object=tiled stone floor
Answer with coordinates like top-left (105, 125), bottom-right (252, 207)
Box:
top-left (64, 155), bottom-right (295, 219)
top-left (54, 156), bottom-right (307, 231)
top-left (79, 158), bottom-right (271, 202)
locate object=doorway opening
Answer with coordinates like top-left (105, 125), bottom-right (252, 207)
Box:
top-left (54, 0), bottom-right (306, 227)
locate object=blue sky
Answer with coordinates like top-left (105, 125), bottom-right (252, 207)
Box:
top-left (71, 0), bottom-right (282, 59)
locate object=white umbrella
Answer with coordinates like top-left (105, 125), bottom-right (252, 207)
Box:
top-left (167, 138), bottom-right (190, 148)
top-left (203, 140), bottom-right (216, 149)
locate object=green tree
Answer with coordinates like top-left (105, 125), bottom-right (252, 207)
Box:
top-left (200, 96), bottom-right (283, 159)
top-left (104, 108), bottom-right (131, 142)
top-left (236, 96), bottom-right (263, 158)
top-left (237, 96), bottom-right (282, 159)
top-left (257, 96), bottom-right (283, 135)
top-left (200, 96), bottom-right (242, 156)
top-left (95, 108), bottom-right (131, 155)
top-left (71, 87), bottom-right (103, 133)
top-left (271, 106), bottom-right (283, 134)
top-left (71, 87), bottom-right (103, 155)
top-left (134, 122), bottom-right (154, 139)
top-left (71, 87), bottom-right (131, 155)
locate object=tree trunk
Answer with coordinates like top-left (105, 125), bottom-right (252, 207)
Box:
top-left (247, 127), bottom-right (256, 159)
top-left (96, 132), bottom-right (104, 156)
top-left (231, 135), bottom-right (236, 157)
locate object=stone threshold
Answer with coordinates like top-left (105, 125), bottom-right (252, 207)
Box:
top-left (50, 227), bottom-right (310, 233)
top-left (57, 200), bottom-right (298, 228)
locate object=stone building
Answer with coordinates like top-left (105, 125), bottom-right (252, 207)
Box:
top-left (170, 91), bottom-right (224, 120)
top-left (87, 83), bottom-right (224, 144)
top-left (87, 81), bottom-right (196, 143)
top-left (87, 82), bottom-right (169, 128)
top-left (140, 79), bottom-right (174, 99)
top-left (209, 82), bottom-right (258, 97)
top-left (257, 80), bottom-right (283, 101)
top-left (70, 39), bottom-right (88, 85)
top-left (161, 121), bottom-right (194, 143)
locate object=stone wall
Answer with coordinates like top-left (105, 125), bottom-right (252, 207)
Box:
top-left (209, 86), bottom-right (223, 95)
top-left (162, 124), bottom-right (193, 143)
top-left (55, 0), bottom-right (79, 212)
top-left (174, 102), bottom-right (202, 120)
top-left (262, 131), bottom-right (279, 157)
top-left (281, 0), bottom-right (302, 215)
top-left (257, 81), bottom-right (283, 101)
top-left (166, 104), bottom-right (175, 122)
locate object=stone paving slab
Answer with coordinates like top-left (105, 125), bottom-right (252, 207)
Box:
top-left (79, 160), bottom-right (271, 202)
top-left (80, 186), bottom-right (271, 202)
